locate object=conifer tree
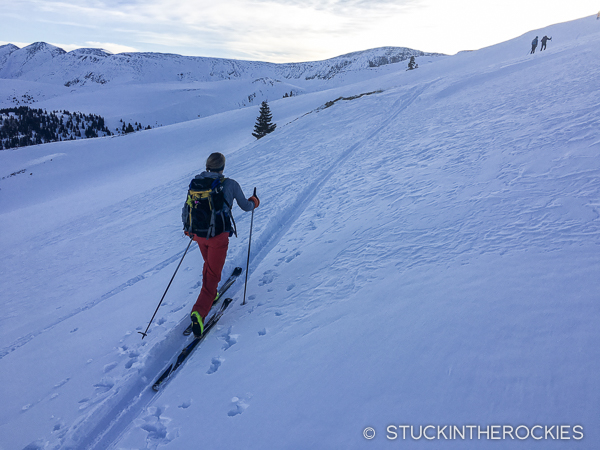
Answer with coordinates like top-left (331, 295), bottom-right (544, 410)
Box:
top-left (252, 101), bottom-right (276, 139)
top-left (407, 56), bottom-right (418, 70)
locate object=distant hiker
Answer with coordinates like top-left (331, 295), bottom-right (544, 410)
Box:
top-left (597, 10), bottom-right (599, 20)
top-left (530, 36), bottom-right (538, 54)
top-left (182, 152), bottom-right (259, 337)
top-left (540, 35), bottom-right (552, 51)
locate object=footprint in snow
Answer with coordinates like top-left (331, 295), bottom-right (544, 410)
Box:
top-left (221, 327), bottom-right (238, 351)
top-left (179, 400), bottom-right (192, 409)
top-left (258, 270), bottom-right (278, 286)
top-left (125, 356), bottom-right (138, 370)
top-left (136, 406), bottom-right (177, 445)
top-left (103, 362), bottom-right (118, 373)
top-left (54, 378), bottom-right (70, 389)
top-left (228, 395), bottom-right (251, 417)
top-left (207, 357), bottom-right (224, 375)
top-left (275, 251), bottom-right (302, 267)
top-left (93, 377), bottom-right (115, 394)
top-left (170, 303), bottom-right (184, 313)
top-left (78, 398), bottom-right (91, 410)
top-left (285, 251), bottom-right (301, 262)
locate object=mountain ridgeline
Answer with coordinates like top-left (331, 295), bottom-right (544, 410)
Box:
top-left (0, 42), bottom-right (444, 86)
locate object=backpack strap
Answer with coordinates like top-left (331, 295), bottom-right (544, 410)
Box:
top-left (223, 196), bottom-right (237, 237)
top-left (205, 177), bottom-right (223, 239)
top-left (186, 188), bottom-right (212, 237)
top-left (220, 178), bottom-right (238, 238)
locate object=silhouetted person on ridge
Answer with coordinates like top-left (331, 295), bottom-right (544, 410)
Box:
top-left (530, 36), bottom-right (538, 54)
top-left (540, 36), bottom-right (552, 51)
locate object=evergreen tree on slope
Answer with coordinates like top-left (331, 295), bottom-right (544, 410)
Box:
top-left (252, 101), bottom-right (276, 139)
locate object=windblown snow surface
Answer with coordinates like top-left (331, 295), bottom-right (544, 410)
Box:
top-left (1, 15), bottom-right (600, 450)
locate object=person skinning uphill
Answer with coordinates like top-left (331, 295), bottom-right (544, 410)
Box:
top-left (540, 35), bottom-right (552, 51)
top-left (530, 36), bottom-right (538, 54)
top-left (182, 152), bottom-right (259, 337)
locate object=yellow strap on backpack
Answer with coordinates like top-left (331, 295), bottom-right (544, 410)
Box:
top-left (187, 189), bottom-right (214, 233)
top-left (187, 189), bottom-right (211, 207)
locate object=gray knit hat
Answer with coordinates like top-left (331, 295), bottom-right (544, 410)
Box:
top-left (206, 152), bottom-right (226, 172)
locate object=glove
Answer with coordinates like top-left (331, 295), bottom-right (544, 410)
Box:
top-left (248, 194), bottom-right (260, 209)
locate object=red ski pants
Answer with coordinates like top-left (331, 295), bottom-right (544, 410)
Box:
top-left (191, 232), bottom-right (229, 319)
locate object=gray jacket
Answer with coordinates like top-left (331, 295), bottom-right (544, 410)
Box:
top-left (182, 171), bottom-right (254, 237)
top-left (193, 171), bottom-right (255, 213)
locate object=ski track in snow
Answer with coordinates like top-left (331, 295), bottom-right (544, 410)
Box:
top-left (83, 63), bottom-right (600, 447)
top-left (0, 246), bottom-right (192, 360)
top-left (233, 82), bottom-right (433, 286)
top-left (69, 78), bottom-right (433, 450)
top-left (0, 162), bottom-right (222, 346)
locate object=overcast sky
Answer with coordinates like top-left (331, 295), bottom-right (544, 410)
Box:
top-left (1, 0), bottom-right (598, 62)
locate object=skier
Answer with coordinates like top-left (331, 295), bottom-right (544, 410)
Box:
top-left (183, 152), bottom-right (259, 337)
top-left (530, 36), bottom-right (538, 54)
top-left (540, 35), bottom-right (552, 51)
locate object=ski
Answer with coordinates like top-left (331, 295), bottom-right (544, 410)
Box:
top-left (153, 297), bottom-right (233, 392)
top-left (183, 266), bottom-right (242, 336)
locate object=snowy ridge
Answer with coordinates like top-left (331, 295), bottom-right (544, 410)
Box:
top-left (1, 14), bottom-right (600, 450)
top-left (0, 43), bottom-right (19, 67)
top-left (0, 43), bottom-right (442, 85)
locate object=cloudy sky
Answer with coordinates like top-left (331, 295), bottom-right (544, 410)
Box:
top-left (1, 0), bottom-right (598, 62)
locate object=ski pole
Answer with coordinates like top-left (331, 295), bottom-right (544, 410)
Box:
top-left (139, 237), bottom-right (194, 339)
top-left (242, 187), bottom-right (256, 306)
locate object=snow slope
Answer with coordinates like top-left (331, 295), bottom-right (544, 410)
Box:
top-left (1, 15), bottom-right (600, 450)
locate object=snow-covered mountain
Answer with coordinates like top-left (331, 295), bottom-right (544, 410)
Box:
top-left (0, 42), bottom-right (442, 85)
top-left (1, 14), bottom-right (600, 450)
top-left (0, 43), bottom-right (444, 129)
